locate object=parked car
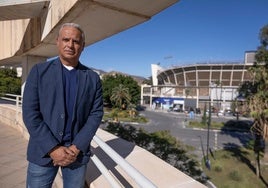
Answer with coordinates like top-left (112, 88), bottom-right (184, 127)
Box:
top-left (168, 104), bottom-right (183, 112)
top-left (224, 109), bottom-right (233, 116)
top-left (218, 110), bottom-right (225, 116)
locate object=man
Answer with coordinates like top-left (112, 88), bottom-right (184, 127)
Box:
top-left (22, 23), bottom-right (104, 188)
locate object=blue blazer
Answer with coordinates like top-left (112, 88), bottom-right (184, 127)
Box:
top-left (22, 58), bottom-right (104, 166)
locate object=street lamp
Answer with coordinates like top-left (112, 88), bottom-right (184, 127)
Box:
top-left (205, 99), bottom-right (212, 170)
top-left (205, 83), bottom-right (213, 170)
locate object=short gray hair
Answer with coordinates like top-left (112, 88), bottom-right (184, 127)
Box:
top-left (58, 23), bottom-right (85, 43)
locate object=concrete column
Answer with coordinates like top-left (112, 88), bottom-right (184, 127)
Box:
top-left (140, 85), bottom-right (144, 105)
top-left (21, 55), bottom-right (48, 95)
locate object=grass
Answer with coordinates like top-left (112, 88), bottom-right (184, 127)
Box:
top-left (188, 120), bottom-right (224, 129)
top-left (188, 119), bottom-right (252, 132)
top-left (202, 147), bottom-right (268, 188)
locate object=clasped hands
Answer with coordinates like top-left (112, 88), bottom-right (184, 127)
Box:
top-left (49, 144), bottom-right (80, 167)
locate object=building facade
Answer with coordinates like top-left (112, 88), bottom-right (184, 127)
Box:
top-left (141, 51), bottom-right (255, 113)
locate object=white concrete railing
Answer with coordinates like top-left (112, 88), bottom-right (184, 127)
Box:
top-left (0, 94), bottom-right (156, 188)
top-left (0, 93), bottom-right (22, 106)
top-left (0, 93), bottom-right (207, 188)
top-left (92, 135), bottom-right (156, 188)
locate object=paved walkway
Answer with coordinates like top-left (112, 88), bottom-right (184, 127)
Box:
top-left (0, 123), bottom-right (28, 188)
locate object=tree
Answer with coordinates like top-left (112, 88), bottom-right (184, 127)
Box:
top-left (105, 123), bottom-right (206, 183)
top-left (239, 24), bottom-right (268, 177)
top-left (110, 84), bottom-right (131, 109)
top-left (102, 74), bottom-right (140, 107)
top-left (142, 77), bottom-right (152, 85)
top-left (0, 68), bottom-right (21, 95)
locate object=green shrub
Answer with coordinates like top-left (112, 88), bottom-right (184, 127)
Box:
top-left (117, 110), bottom-right (129, 118)
top-left (222, 153), bottom-right (230, 159)
top-left (105, 123), bottom-right (206, 183)
top-left (229, 170), bottom-right (242, 182)
top-left (188, 120), bottom-right (224, 129)
top-left (245, 139), bottom-right (254, 150)
top-left (214, 164), bottom-right (223, 172)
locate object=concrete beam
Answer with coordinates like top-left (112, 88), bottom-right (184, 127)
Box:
top-left (0, 0), bottom-right (179, 66)
top-left (0, 0), bottom-right (49, 21)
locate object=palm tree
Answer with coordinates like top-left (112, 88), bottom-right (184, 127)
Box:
top-left (110, 84), bottom-right (131, 109)
top-left (240, 24), bottom-right (268, 177)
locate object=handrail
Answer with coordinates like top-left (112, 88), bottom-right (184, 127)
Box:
top-left (93, 135), bottom-right (157, 188)
top-left (90, 154), bottom-right (123, 188)
top-left (0, 93), bottom-right (22, 106)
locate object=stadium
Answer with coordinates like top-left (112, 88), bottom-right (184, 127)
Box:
top-left (141, 51), bottom-right (256, 114)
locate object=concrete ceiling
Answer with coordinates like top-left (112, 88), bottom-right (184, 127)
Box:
top-left (0, 0), bottom-right (179, 65)
top-left (0, 0), bottom-right (48, 21)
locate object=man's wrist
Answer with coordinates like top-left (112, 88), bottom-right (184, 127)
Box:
top-left (48, 145), bottom-right (60, 156)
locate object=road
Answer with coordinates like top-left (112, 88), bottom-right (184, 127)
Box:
top-left (136, 109), bottom-right (253, 160)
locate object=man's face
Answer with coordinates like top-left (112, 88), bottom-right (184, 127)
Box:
top-left (56, 26), bottom-right (84, 66)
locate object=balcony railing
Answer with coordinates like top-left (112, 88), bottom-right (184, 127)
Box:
top-left (0, 93), bottom-right (156, 188)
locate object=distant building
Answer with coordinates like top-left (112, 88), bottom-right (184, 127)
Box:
top-left (141, 51), bottom-right (256, 112)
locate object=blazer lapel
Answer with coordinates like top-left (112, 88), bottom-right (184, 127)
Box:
top-left (52, 59), bottom-right (65, 110)
top-left (74, 65), bottom-right (88, 111)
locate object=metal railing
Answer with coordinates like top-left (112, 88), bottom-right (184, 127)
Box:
top-left (0, 93), bottom-right (22, 106)
top-left (92, 135), bottom-right (156, 188)
top-left (0, 93), bottom-right (156, 188)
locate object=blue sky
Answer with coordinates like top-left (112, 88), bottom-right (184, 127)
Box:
top-left (80, 0), bottom-right (268, 78)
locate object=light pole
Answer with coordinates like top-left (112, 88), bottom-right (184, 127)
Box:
top-left (205, 99), bottom-right (212, 170)
top-left (205, 84), bottom-right (213, 170)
